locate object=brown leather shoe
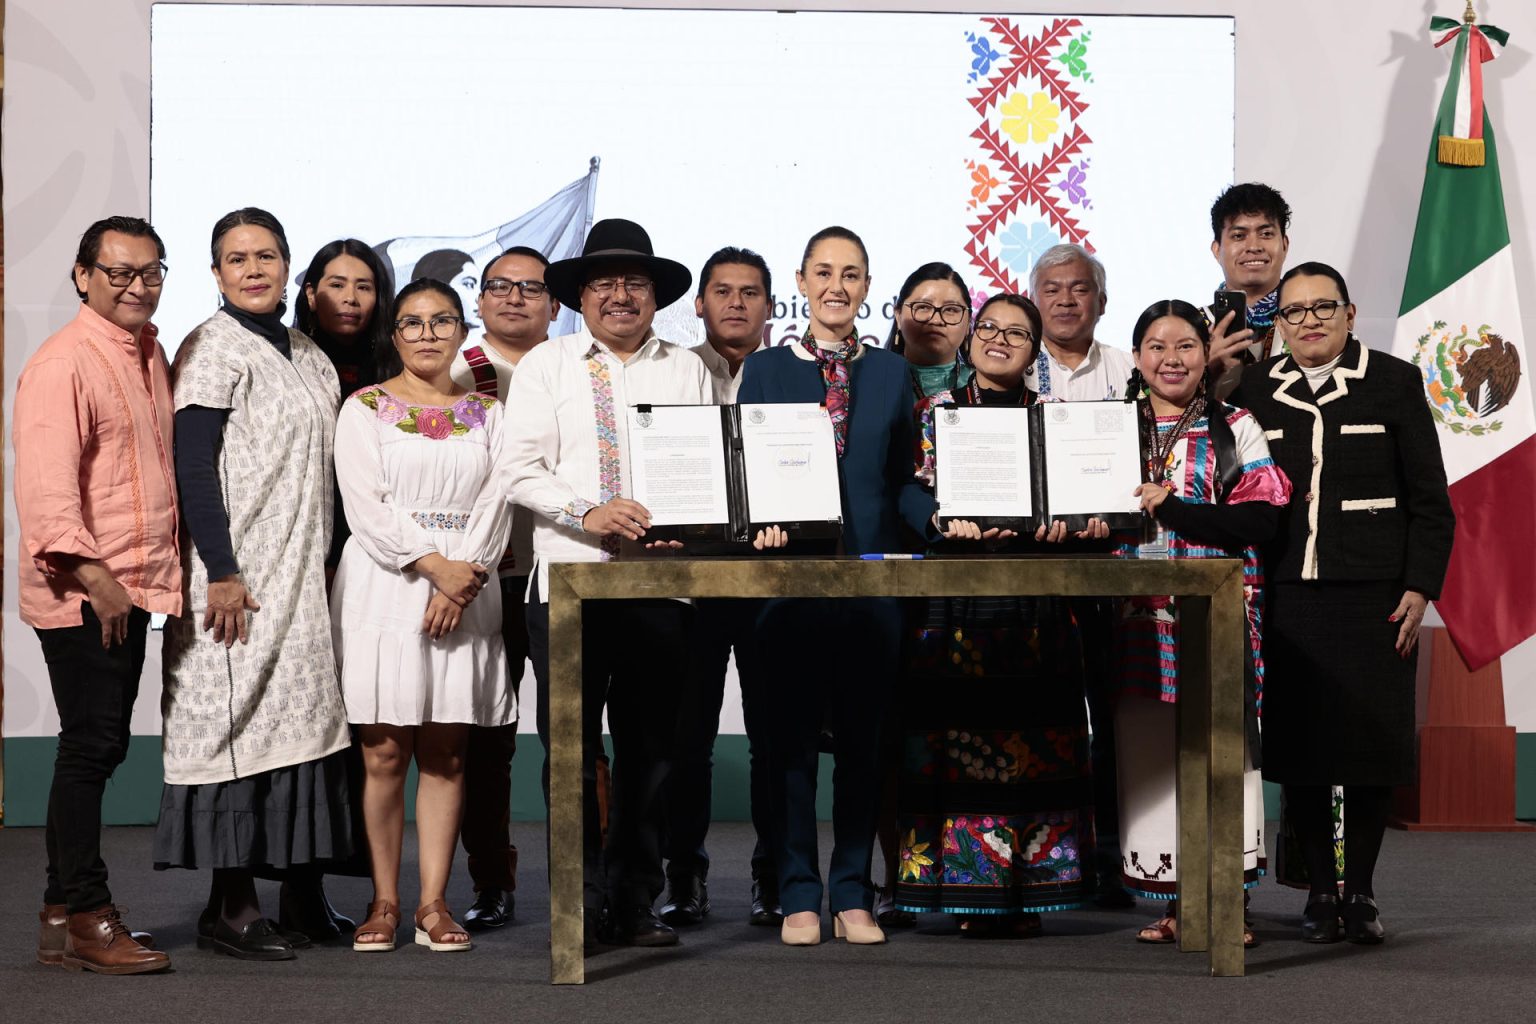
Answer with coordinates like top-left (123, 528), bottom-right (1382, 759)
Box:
top-left (62, 905), bottom-right (170, 975)
top-left (40, 903), bottom-right (156, 965)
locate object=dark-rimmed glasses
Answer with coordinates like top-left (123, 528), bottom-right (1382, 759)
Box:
top-left (93, 262), bottom-right (168, 288)
top-left (973, 320), bottom-right (1035, 348)
top-left (1277, 300), bottom-right (1345, 325)
top-left (394, 315), bottom-right (463, 341)
top-left (905, 301), bottom-right (969, 325)
top-left (483, 278), bottom-right (548, 299)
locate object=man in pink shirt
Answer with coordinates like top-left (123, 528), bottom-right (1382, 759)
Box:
top-left (13, 216), bottom-right (181, 975)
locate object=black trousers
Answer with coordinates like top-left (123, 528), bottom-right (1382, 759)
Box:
top-left (1076, 598), bottom-right (1122, 876)
top-left (460, 574), bottom-right (530, 893)
top-left (527, 579), bottom-right (692, 912)
top-left (36, 603), bottom-right (150, 913)
top-left (663, 598), bottom-right (774, 886)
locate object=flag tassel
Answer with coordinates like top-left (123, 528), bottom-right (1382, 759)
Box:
top-left (1438, 134), bottom-right (1485, 166)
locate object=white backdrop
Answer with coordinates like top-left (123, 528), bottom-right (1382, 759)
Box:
top-left (5, 0), bottom-right (1536, 744)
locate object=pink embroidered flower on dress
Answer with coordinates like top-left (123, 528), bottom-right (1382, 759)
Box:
top-left (375, 394), bottom-right (408, 425)
top-left (416, 407), bottom-right (453, 440)
top-left (452, 396), bottom-right (487, 430)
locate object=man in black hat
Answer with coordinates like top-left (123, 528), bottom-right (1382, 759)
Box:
top-left (504, 218), bottom-right (711, 948)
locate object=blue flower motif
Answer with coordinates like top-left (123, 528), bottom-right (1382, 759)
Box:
top-left (999, 220), bottom-right (1060, 276)
top-left (966, 32), bottom-right (1002, 82)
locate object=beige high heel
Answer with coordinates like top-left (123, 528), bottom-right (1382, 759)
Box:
top-left (781, 916), bottom-right (822, 946)
top-left (833, 911), bottom-right (887, 945)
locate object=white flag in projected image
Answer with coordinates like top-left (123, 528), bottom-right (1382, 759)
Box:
top-left (375, 158), bottom-right (599, 334)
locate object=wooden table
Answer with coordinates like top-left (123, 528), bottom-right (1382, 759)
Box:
top-left (545, 557), bottom-right (1248, 982)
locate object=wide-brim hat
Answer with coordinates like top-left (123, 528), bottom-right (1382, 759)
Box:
top-left (545, 218), bottom-right (693, 310)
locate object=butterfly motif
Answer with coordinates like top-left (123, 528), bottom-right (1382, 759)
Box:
top-left (966, 32), bottom-right (1002, 82)
top-left (967, 161), bottom-right (1001, 206)
top-left (1056, 160), bottom-right (1092, 208)
top-left (1057, 34), bottom-right (1093, 80)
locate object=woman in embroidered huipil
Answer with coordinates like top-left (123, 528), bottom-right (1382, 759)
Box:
top-left (331, 279), bottom-right (514, 954)
top-left (158, 208), bottom-right (354, 962)
top-left (1110, 300), bottom-right (1291, 947)
top-left (895, 294), bottom-right (1107, 936)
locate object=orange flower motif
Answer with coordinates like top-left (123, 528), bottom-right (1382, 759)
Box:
top-left (969, 161), bottom-right (1001, 204)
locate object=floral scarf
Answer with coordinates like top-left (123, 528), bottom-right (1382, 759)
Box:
top-left (801, 332), bottom-right (859, 457)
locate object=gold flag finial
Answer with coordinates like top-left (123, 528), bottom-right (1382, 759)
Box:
top-left (1464, 1), bottom-right (1477, 25)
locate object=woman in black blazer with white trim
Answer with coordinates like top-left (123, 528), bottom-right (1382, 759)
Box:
top-left (1232, 262), bottom-right (1454, 947)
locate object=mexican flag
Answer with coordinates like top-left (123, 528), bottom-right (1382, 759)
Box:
top-left (1392, 14), bottom-right (1534, 670)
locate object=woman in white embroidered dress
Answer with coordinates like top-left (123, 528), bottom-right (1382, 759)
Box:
top-left (331, 279), bottom-right (514, 953)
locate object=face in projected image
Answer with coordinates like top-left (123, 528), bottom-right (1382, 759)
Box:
top-left (214, 224), bottom-right (288, 315)
top-left (413, 248), bottom-right (481, 328)
top-left (796, 236), bottom-right (869, 343)
top-left (392, 285), bottom-right (469, 381)
top-left (579, 259), bottom-right (657, 350)
top-left (1135, 314), bottom-right (1208, 411)
top-left (968, 296), bottom-right (1039, 389)
top-left (304, 253), bottom-right (378, 338)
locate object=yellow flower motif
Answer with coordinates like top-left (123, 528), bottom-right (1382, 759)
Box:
top-left (1000, 90), bottom-right (1062, 145)
top-left (899, 829), bottom-right (933, 881)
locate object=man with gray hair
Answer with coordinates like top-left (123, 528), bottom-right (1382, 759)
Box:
top-left (1025, 242), bottom-right (1136, 909)
top-left (1026, 243), bottom-right (1134, 400)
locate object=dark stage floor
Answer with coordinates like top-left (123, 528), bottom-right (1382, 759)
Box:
top-left (2, 822), bottom-right (1534, 1022)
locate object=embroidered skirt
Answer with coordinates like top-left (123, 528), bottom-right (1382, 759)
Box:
top-left (895, 596), bottom-right (1093, 916)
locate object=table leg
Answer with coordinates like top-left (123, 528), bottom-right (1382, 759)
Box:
top-left (1176, 595), bottom-right (1211, 954)
top-left (1208, 571), bottom-right (1247, 977)
top-left (547, 574), bottom-right (585, 985)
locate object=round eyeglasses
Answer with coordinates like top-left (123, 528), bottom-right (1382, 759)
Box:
top-left (394, 315), bottom-right (463, 341)
top-left (904, 301), bottom-right (970, 326)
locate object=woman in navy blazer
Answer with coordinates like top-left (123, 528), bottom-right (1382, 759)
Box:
top-left (737, 227), bottom-right (954, 946)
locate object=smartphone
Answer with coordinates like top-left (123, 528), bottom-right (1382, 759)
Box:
top-left (1212, 289), bottom-right (1247, 337)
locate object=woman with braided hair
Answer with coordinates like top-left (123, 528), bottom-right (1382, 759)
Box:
top-left (1109, 299), bottom-right (1291, 947)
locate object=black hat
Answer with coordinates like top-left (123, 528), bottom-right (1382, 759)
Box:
top-left (544, 218), bottom-right (693, 310)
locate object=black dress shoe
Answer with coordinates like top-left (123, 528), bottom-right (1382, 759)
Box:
top-left (1300, 892), bottom-right (1342, 944)
top-left (210, 916), bottom-right (298, 961)
top-left (464, 888), bottom-right (513, 931)
top-left (277, 882), bottom-right (348, 944)
top-left (1342, 895), bottom-right (1385, 945)
top-left (659, 876), bottom-right (710, 926)
top-left (199, 907), bottom-right (311, 950)
top-left (614, 906), bottom-right (679, 947)
top-left (749, 881), bottom-right (784, 926)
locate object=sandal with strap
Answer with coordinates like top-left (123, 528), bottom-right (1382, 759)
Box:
top-left (414, 899), bottom-right (471, 952)
top-left (353, 900), bottom-right (400, 953)
top-left (1136, 914), bottom-right (1178, 944)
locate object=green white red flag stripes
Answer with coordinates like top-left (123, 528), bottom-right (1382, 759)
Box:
top-left (1391, 12), bottom-right (1533, 670)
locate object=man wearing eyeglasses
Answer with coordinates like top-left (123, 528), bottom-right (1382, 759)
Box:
top-left (13, 216), bottom-right (178, 974)
top-left (504, 218), bottom-right (711, 949)
top-left (445, 246), bottom-right (560, 933)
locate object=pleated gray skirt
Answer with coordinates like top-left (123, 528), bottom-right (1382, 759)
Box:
top-left (153, 747), bottom-right (355, 871)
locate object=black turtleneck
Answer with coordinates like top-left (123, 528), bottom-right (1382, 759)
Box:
top-left (173, 303), bottom-right (294, 579)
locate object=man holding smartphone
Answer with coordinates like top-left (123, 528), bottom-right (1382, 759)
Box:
top-left (1206, 183), bottom-right (1292, 379)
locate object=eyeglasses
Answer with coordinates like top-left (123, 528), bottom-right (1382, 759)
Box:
top-left (1277, 300), bottom-right (1346, 325)
top-left (973, 320), bottom-right (1035, 348)
top-left (482, 278), bottom-right (548, 299)
top-left (905, 301), bottom-right (970, 326)
top-left (585, 276), bottom-right (653, 298)
top-left (394, 315), bottom-right (463, 341)
top-left (93, 262), bottom-right (168, 288)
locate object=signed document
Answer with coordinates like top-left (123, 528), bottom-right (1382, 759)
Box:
top-left (739, 403), bottom-right (843, 525)
top-left (1040, 401), bottom-right (1142, 519)
top-left (934, 406), bottom-right (1033, 519)
top-left (627, 404), bottom-right (730, 526)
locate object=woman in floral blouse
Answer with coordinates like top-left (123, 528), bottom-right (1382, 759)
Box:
top-left (330, 279), bottom-right (515, 954)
